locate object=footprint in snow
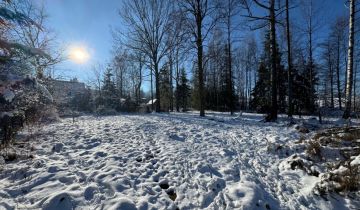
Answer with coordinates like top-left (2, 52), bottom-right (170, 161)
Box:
top-left (84, 186), bottom-right (98, 201)
top-left (94, 151), bottom-right (107, 158)
top-left (159, 180), bottom-right (177, 201)
top-left (169, 134), bottom-right (185, 142)
top-left (166, 188), bottom-right (177, 201)
top-left (159, 180), bottom-right (169, 189)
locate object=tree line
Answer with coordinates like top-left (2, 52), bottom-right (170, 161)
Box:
top-left (102, 0), bottom-right (359, 120)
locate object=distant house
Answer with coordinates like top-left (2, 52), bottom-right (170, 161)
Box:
top-left (147, 99), bottom-right (157, 106)
top-left (145, 99), bottom-right (158, 112)
top-left (46, 78), bottom-right (87, 105)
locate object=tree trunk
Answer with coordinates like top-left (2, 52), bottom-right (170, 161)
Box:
top-left (308, 18), bottom-right (314, 113)
top-left (136, 56), bottom-right (143, 105)
top-left (245, 61), bottom-right (248, 110)
top-left (343, 0), bottom-right (355, 119)
top-left (336, 36), bottom-right (342, 110)
top-left (151, 67), bottom-right (154, 112)
top-left (330, 60), bottom-right (334, 108)
top-left (267, 0), bottom-right (278, 121)
top-left (175, 53), bottom-right (180, 112)
top-left (286, 0), bottom-right (293, 117)
top-left (196, 3), bottom-right (205, 117)
top-left (169, 54), bottom-right (174, 112)
top-left (226, 3), bottom-right (234, 115)
top-left (354, 62), bottom-right (357, 111)
top-left (154, 62), bottom-right (161, 112)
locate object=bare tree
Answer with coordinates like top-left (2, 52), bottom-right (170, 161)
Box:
top-left (343, 0), bottom-right (356, 119)
top-left (285, 0), bottom-right (294, 117)
top-left (133, 51), bottom-right (145, 104)
top-left (179, 0), bottom-right (218, 117)
top-left (321, 38), bottom-right (335, 108)
top-left (217, 0), bottom-right (242, 115)
top-left (10, 0), bottom-right (62, 79)
top-left (167, 10), bottom-right (190, 112)
top-left (89, 63), bottom-right (104, 108)
top-left (118, 0), bottom-right (172, 112)
top-left (112, 49), bottom-right (128, 99)
top-left (330, 16), bottom-right (348, 110)
top-left (299, 0), bottom-right (325, 113)
top-left (164, 8), bottom-right (188, 112)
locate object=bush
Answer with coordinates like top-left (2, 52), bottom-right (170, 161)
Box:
top-left (95, 106), bottom-right (118, 116)
top-left (0, 74), bottom-right (53, 149)
top-left (0, 112), bottom-right (24, 147)
top-left (306, 140), bottom-right (322, 158)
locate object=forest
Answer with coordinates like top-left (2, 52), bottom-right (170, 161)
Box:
top-left (0, 0), bottom-right (360, 209)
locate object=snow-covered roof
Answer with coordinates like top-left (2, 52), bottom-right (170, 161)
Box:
top-left (147, 99), bottom-right (157, 105)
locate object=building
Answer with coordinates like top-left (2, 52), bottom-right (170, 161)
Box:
top-left (46, 78), bottom-right (87, 105)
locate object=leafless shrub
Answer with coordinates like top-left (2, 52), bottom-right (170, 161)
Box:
top-left (306, 140), bottom-right (322, 158)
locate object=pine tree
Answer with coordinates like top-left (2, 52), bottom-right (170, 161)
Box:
top-left (176, 68), bottom-right (191, 111)
top-left (101, 68), bottom-right (118, 109)
top-left (250, 32), bottom-right (286, 113)
top-left (223, 44), bottom-right (235, 113)
top-left (250, 61), bottom-right (271, 113)
top-left (191, 61), bottom-right (201, 110)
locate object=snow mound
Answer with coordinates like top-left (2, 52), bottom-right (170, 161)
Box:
top-left (350, 155), bottom-right (360, 166)
top-left (103, 197), bottom-right (137, 210)
top-left (42, 192), bottom-right (73, 210)
top-left (226, 181), bottom-right (262, 209)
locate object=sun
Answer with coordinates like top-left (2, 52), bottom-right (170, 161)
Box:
top-left (68, 45), bottom-right (90, 64)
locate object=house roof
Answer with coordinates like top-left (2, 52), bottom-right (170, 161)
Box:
top-left (147, 99), bottom-right (157, 105)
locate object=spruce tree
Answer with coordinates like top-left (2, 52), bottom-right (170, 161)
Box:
top-left (101, 68), bottom-right (118, 109)
top-left (301, 61), bottom-right (318, 113)
top-left (250, 32), bottom-right (286, 113)
top-left (176, 68), bottom-right (191, 111)
top-left (250, 61), bottom-right (271, 113)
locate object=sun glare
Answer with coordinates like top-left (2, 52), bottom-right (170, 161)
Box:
top-left (69, 45), bottom-right (90, 64)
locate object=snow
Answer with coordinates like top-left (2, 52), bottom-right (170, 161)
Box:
top-left (2, 89), bottom-right (15, 102)
top-left (350, 155), bottom-right (360, 166)
top-left (0, 112), bottom-right (358, 209)
top-left (146, 99), bottom-right (157, 105)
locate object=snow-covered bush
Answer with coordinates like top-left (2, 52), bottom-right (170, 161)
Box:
top-left (300, 127), bottom-right (360, 195)
top-left (0, 73), bottom-right (53, 147)
top-left (316, 162), bottom-right (360, 194)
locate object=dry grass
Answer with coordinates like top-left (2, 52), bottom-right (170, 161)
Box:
top-left (311, 126), bottom-right (360, 195)
top-left (306, 140), bottom-right (322, 158)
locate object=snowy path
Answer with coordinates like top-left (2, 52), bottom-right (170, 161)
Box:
top-left (0, 113), bottom-right (354, 209)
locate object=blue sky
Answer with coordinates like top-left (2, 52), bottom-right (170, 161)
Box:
top-left (43, 0), bottom-right (347, 83)
top-left (43, 0), bottom-right (122, 81)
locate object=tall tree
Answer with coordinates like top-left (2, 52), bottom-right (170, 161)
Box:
top-left (218, 0), bottom-right (241, 115)
top-left (10, 0), bottom-right (62, 79)
top-left (244, 0), bottom-right (279, 121)
top-left (321, 38), bottom-right (335, 108)
top-left (180, 0), bottom-right (217, 117)
top-left (330, 16), bottom-right (347, 110)
top-left (285, 0), bottom-right (293, 117)
top-left (251, 31), bottom-right (286, 113)
top-left (299, 0), bottom-right (324, 113)
top-left (118, 0), bottom-right (172, 112)
top-left (343, 0), bottom-right (356, 119)
top-left (101, 68), bottom-right (118, 109)
top-left (167, 9), bottom-right (189, 112)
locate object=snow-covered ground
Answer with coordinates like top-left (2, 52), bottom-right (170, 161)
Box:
top-left (0, 112), bottom-right (359, 209)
